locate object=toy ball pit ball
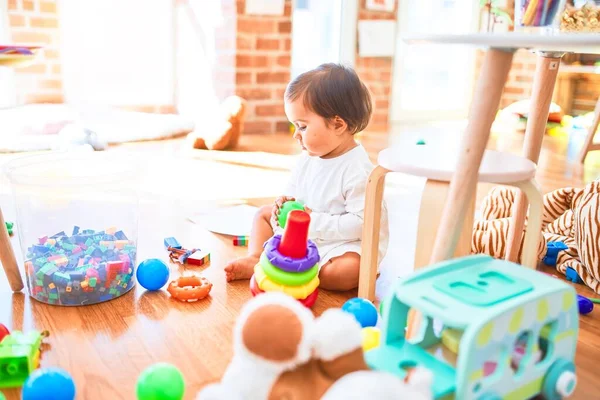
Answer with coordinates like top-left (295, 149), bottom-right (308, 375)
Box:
top-left (22, 367), bottom-right (76, 400)
top-left (136, 259), bottom-right (170, 291)
top-left (342, 298), bottom-right (378, 328)
top-left (0, 323), bottom-right (9, 342)
top-left (361, 327), bottom-right (381, 352)
top-left (278, 200), bottom-right (305, 229)
top-left (137, 363), bottom-right (185, 400)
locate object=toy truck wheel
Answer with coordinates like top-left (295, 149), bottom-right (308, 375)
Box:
top-left (542, 358), bottom-right (576, 399)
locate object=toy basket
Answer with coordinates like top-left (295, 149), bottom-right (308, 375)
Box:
top-left (4, 152), bottom-right (141, 306)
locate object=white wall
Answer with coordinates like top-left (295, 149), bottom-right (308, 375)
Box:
top-left (58, 0), bottom-right (175, 106)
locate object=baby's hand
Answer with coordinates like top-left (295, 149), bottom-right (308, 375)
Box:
top-left (270, 196), bottom-right (295, 229)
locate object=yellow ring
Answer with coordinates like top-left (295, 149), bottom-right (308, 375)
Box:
top-left (254, 263), bottom-right (319, 299)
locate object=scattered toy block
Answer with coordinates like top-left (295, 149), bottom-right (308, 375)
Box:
top-left (187, 250), bottom-right (211, 266)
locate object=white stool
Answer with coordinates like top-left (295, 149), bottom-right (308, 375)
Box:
top-left (358, 141), bottom-right (544, 301)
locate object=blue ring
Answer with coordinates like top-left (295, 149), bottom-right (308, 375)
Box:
top-left (263, 234), bottom-right (320, 273)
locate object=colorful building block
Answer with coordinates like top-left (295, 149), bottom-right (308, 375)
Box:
top-left (0, 330), bottom-right (48, 388)
top-left (233, 236), bottom-right (249, 246)
top-left (164, 237), bottom-right (182, 249)
top-left (187, 250), bottom-right (211, 266)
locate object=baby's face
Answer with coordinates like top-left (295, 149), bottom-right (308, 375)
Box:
top-left (284, 98), bottom-right (346, 158)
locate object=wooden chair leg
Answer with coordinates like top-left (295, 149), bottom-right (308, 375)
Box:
top-left (431, 49), bottom-right (514, 264)
top-left (578, 95), bottom-right (600, 165)
top-left (0, 207), bottom-right (23, 292)
top-left (509, 179), bottom-right (544, 269)
top-left (407, 179), bottom-right (475, 340)
top-left (358, 165), bottom-right (389, 301)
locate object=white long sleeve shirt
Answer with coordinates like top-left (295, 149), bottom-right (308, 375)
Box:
top-left (281, 145), bottom-right (389, 265)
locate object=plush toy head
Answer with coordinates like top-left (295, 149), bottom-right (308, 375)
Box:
top-left (196, 292), bottom-right (433, 400)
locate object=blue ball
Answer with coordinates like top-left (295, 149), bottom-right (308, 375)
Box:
top-left (341, 297), bottom-right (378, 328)
top-left (22, 367), bottom-right (76, 400)
top-left (136, 258), bottom-right (170, 291)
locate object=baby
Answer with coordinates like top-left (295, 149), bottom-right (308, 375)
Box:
top-left (225, 63), bottom-right (388, 291)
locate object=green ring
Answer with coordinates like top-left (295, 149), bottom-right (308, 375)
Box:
top-left (260, 252), bottom-right (318, 286)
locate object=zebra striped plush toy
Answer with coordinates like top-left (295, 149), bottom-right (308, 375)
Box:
top-left (472, 180), bottom-right (600, 294)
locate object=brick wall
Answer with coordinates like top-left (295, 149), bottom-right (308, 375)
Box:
top-left (7, 0), bottom-right (63, 104)
top-left (235, 0), bottom-right (292, 134)
top-left (355, 0), bottom-right (397, 132)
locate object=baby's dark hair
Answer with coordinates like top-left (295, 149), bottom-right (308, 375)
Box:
top-left (284, 63), bottom-right (372, 135)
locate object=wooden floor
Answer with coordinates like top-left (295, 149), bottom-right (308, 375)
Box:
top-left (1, 124), bottom-right (600, 399)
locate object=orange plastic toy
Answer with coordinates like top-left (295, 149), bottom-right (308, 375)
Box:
top-left (167, 276), bottom-right (212, 302)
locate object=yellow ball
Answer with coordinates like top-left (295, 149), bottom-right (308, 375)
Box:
top-left (361, 327), bottom-right (381, 352)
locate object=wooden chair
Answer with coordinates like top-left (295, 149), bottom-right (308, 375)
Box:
top-left (358, 140), bottom-right (544, 301)
top-left (577, 96), bottom-right (600, 165)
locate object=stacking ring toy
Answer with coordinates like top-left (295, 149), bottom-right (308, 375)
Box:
top-left (254, 263), bottom-right (319, 299)
top-left (259, 252), bottom-right (318, 286)
top-left (264, 234), bottom-right (320, 273)
top-left (167, 275), bottom-right (212, 302)
top-left (250, 274), bottom-right (318, 308)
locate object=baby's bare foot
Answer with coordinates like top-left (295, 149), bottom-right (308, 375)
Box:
top-left (224, 255), bottom-right (259, 282)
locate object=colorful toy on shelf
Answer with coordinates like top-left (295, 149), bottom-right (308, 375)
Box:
top-left (136, 259), bottom-right (170, 291)
top-left (0, 323), bottom-right (9, 342)
top-left (196, 292), bottom-right (433, 400)
top-left (577, 295), bottom-right (594, 315)
top-left (250, 210), bottom-right (320, 308)
top-left (277, 200), bottom-right (305, 229)
top-left (368, 255), bottom-right (579, 400)
top-left (233, 235), bottom-right (248, 246)
top-left (342, 297), bottom-right (378, 328)
top-left (167, 276), bottom-right (212, 302)
top-left (21, 367), bottom-right (75, 400)
top-left (136, 362), bottom-right (185, 400)
top-left (22, 226), bottom-right (137, 305)
top-left (0, 329), bottom-right (49, 389)
top-left (5, 221), bottom-right (13, 236)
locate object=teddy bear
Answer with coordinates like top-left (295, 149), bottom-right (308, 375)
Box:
top-left (472, 180), bottom-right (600, 293)
top-left (186, 95), bottom-right (247, 151)
top-left (196, 292), bottom-right (433, 400)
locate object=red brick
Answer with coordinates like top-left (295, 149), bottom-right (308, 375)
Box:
top-left (256, 38), bottom-right (279, 51)
top-left (276, 55), bottom-right (290, 67)
top-left (273, 87), bottom-right (287, 99)
top-left (284, 1), bottom-right (292, 17)
top-left (8, 0), bottom-right (18, 10)
top-left (276, 120), bottom-right (291, 133)
top-left (257, 72), bottom-right (289, 84)
top-left (15, 63), bottom-right (46, 73)
top-left (237, 36), bottom-right (254, 50)
top-left (22, 0), bottom-right (34, 11)
top-left (39, 79), bottom-right (62, 89)
top-left (238, 18), bottom-right (276, 34)
top-left (11, 31), bottom-right (52, 45)
top-left (236, 72), bottom-right (253, 84)
top-left (43, 48), bottom-right (60, 59)
top-left (9, 14), bottom-right (26, 26)
top-left (236, 54), bottom-right (269, 68)
top-left (278, 21), bottom-right (291, 33)
top-left (30, 16), bottom-right (58, 28)
top-left (255, 104), bottom-right (284, 116)
top-left (40, 1), bottom-right (57, 13)
top-left (25, 93), bottom-right (64, 103)
top-left (51, 64), bottom-right (61, 74)
top-left (380, 71), bottom-right (392, 81)
top-left (237, 88), bottom-right (272, 100)
top-left (375, 99), bottom-right (389, 110)
top-left (283, 38), bottom-right (291, 51)
top-left (504, 86), bottom-right (525, 95)
top-left (244, 121), bottom-right (272, 134)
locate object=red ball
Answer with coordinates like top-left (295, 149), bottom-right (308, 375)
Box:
top-left (0, 323), bottom-right (10, 342)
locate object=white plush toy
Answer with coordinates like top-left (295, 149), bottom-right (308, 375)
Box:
top-left (196, 292), bottom-right (433, 400)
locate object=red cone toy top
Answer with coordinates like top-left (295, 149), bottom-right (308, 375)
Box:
top-left (278, 210), bottom-right (310, 259)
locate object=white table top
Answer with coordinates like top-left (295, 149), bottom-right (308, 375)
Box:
top-left (402, 32), bottom-right (600, 54)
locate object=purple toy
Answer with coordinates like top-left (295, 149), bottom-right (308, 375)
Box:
top-left (263, 234), bottom-right (320, 273)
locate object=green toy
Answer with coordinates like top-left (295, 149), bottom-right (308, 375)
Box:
top-left (0, 330), bottom-right (49, 389)
top-left (136, 362), bottom-right (185, 400)
top-left (277, 200), bottom-right (305, 229)
top-left (0, 391), bottom-right (5, 400)
top-left (5, 221), bottom-right (13, 236)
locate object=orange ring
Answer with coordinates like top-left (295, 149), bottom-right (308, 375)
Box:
top-left (167, 275), bottom-right (212, 302)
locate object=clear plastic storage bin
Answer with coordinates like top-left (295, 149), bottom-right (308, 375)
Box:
top-left (4, 152), bottom-right (141, 306)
